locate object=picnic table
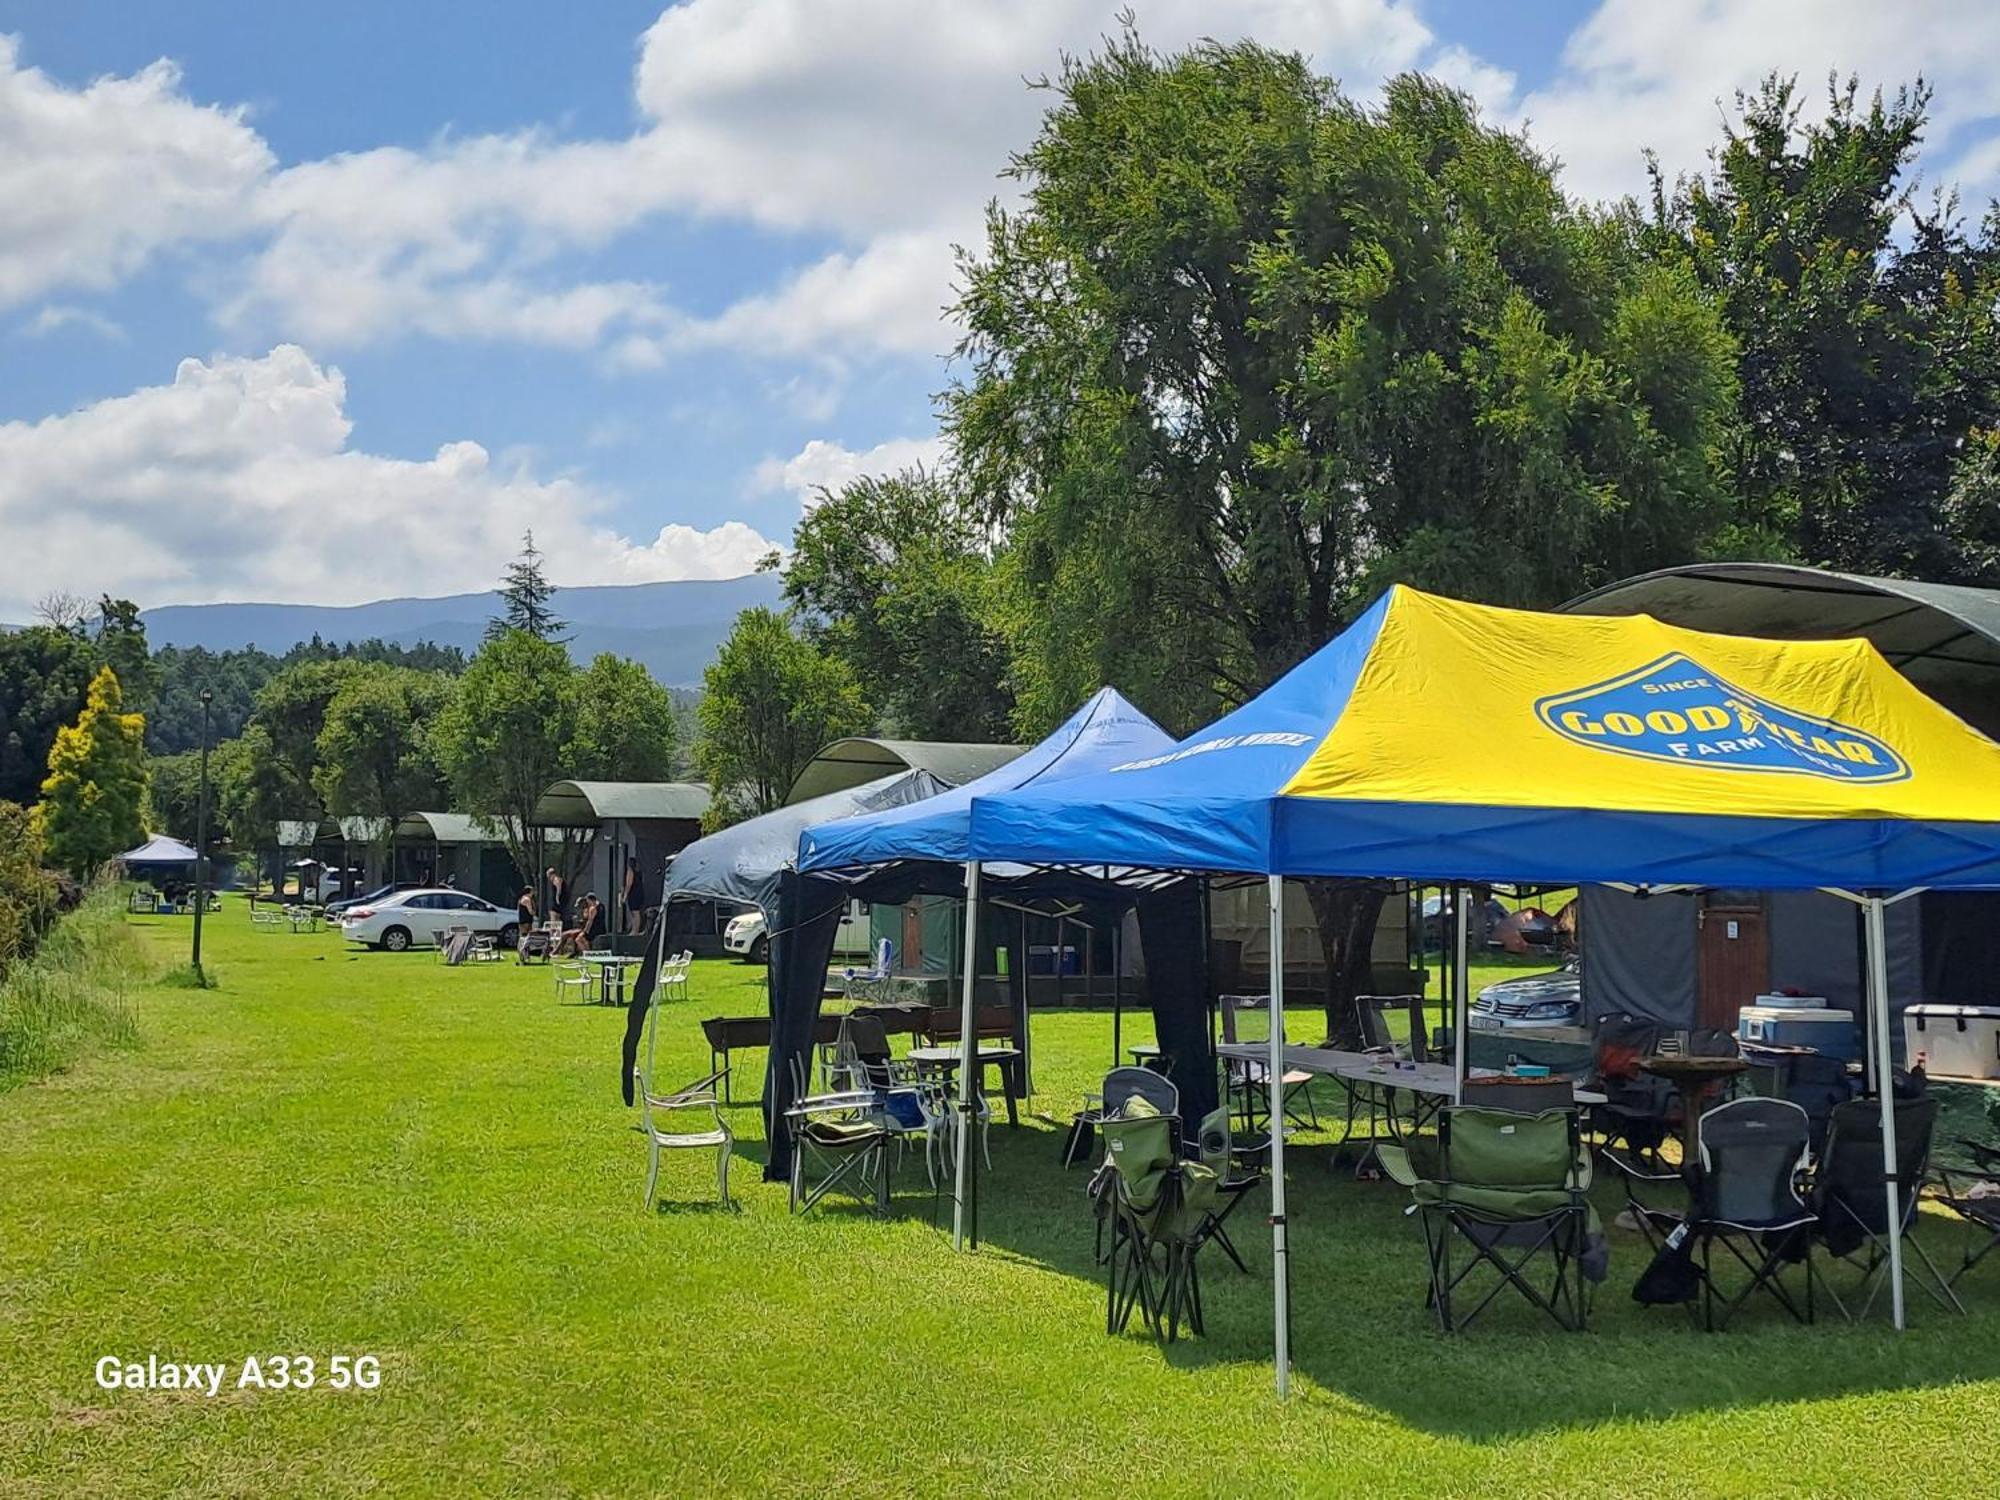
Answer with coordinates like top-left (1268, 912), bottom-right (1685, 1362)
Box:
top-left (580, 951), bottom-right (640, 1006)
top-left (905, 1045), bottom-right (1024, 1127)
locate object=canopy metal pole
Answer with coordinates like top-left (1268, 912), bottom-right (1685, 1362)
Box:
top-left (1864, 894), bottom-right (1907, 1330)
top-left (1452, 884), bottom-right (1471, 1102)
top-left (952, 861), bottom-right (983, 1252)
top-left (1267, 874), bottom-right (1292, 1399)
top-left (1111, 919), bottom-right (1123, 1067)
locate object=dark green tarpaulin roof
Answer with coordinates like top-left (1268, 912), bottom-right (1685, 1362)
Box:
top-left (784, 737), bottom-right (1023, 805)
top-left (1565, 563), bottom-right (2000, 738)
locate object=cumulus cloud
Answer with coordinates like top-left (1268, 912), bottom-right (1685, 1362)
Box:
top-left (0, 36), bottom-right (270, 309)
top-left (0, 6), bottom-right (1456, 364)
top-left (751, 435), bottom-right (950, 510)
top-left (1514, 0), bottom-right (2000, 203)
top-left (0, 346), bottom-right (775, 616)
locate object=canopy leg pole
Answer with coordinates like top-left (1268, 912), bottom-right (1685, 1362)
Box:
top-left (1112, 920), bottom-right (1123, 1068)
top-left (1865, 894), bottom-right (1906, 1330)
top-left (952, 862), bottom-right (983, 1252)
top-left (1267, 874), bottom-right (1292, 1400)
top-left (1452, 885), bottom-right (1471, 1103)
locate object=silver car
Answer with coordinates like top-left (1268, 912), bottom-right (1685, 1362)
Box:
top-left (1469, 958), bottom-right (1581, 1029)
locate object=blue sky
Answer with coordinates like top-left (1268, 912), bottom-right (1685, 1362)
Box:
top-left (4, 1), bottom-right (1998, 617)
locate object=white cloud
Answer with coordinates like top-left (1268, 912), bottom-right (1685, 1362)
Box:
top-left (19, 304), bottom-right (126, 341)
top-left (632, 0), bottom-right (1435, 236)
top-left (1514, 0), bottom-right (2000, 204)
top-left (751, 435), bottom-right (949, 510)
top-left (0, 346), bottom-right (775, 616)
top-left (0, 6), bottom-right (1456, 365)
top-left (629, 0), bottom-right (1442, 360)
top-left (0, 36), bottom-right (269, 309)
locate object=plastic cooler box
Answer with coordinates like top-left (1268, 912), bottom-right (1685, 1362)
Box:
top-left (1904, 1004), bottom-right (2000, 1081)
top-left (1736, 1006), bottom-right (1859, 1062)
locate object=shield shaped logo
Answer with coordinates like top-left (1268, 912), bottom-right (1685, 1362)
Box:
top-left (1533, 653), bottom-right (1909, 783)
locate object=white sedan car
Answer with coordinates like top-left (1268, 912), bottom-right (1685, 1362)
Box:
top-left (340, 888), bottom-right (520, 953)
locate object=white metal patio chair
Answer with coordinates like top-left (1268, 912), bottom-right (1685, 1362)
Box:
top-left (634, 994), bottom-right (732, 1208)
top-left (554, 959), bottom-right (594, 1003)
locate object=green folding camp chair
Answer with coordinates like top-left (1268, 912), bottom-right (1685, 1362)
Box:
top-left (1089, 1097), bottom-right (1218, 1342)
top-left (1380, 1105), bottom-right (1600, 1332)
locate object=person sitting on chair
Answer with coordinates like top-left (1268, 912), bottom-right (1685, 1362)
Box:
top-left (558, 894), bottom-right (604, 957)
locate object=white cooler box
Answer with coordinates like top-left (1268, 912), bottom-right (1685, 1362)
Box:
top-left (1904, 1004), bottom-right (2000, 1080)
top-left (1737, 1006), bottom-right (1859, 1061)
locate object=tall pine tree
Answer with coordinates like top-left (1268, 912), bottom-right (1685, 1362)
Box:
top-left (487, 531), bottom-right (568, 643)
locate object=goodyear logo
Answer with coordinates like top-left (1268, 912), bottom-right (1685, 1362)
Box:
top-left (1533, 654), bottom-right (1909, 783)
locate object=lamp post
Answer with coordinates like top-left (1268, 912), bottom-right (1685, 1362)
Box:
top-left (190, 688), bottom-right (213, 981)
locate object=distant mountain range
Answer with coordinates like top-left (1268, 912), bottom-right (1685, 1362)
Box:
top-left (140, 574), bottom-right (786, 686)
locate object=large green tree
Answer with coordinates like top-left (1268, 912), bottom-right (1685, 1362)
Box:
top-left (245, 658), bottom-right (367, 823)
top-left (0, 626), bottom-right (98, 805)
top-left (944, 33), bottom-right (1739, 1037)
top-left (313, 666), bottom-right (455, 858)
top-left (695, 608), bottom-right (870, 826)
top-left (36, 667), bottom-right (148, 878)
top-left (950, 37), bottom-right (1737, 734)
top-left (570, 653), bottom-right (679, 781)
top-left (433, 629), bottom-right (577, 882)
top-left (1644, 75), bottom-right (2000, 578)
top-left (783, 469), bottom-right (1015, 740)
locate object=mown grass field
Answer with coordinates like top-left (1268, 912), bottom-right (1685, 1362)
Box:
top-left (4, 902), bottom-right (2000, 1496)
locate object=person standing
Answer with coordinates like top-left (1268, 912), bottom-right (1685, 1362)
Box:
top-left (623, 856), bottom-right (648, 934)
top-left (545, 866), bottom-right (568, 925)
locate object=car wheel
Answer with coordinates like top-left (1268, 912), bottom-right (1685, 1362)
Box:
top-left (381, 926), bottom-right (412, 953)
top-left (498, 923), bottom-right (519, 949)
top-left (751, 933), bottom-right (770, 965)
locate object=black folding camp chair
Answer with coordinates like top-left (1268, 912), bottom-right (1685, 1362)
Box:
top-left (1647, 1097), bottom-right (1820, 1330)
top-left (1589, 1013), bottom-right (1673, 1165)
top-left (1218, 994), bottom-right (1318, 1143)
top-left (1379, 1105), bottom-right (1598, 1333)
top-left (1934, 1142), bottom-right (2000, 1291)
top-left (1813, 1095), bottom-right (1962, 1320)
top-left (784, 1053), bottom-right (890, 1217)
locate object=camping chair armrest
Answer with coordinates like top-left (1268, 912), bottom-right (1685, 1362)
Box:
top-left (1599, 1146), bottom-right (1680, 1186)
top-left (786, 1091), bottom-right (882, 1120)
top-left (1376, 1143), bottom-right (1422, 1189)
top-left (1932, 1161), bottom-right (2000, 1198)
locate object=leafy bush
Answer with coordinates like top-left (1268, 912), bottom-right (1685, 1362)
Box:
top-left (0, 800), bottom-right (58, 978)
top-left (0, 882), bottom-right (146, 1086)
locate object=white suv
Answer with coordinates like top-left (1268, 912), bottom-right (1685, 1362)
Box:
top-left (341, 888), bottom-right (519, 953)
top-left (723, 901), bottom-right (871, 964)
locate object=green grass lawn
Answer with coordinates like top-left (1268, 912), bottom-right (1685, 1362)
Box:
top-left (5, 904), bottom-right (2000, 1495)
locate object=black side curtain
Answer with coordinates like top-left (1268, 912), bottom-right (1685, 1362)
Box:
top-left (762, 871), bottom-right (849, 1179)
top-left (1137, 881), bottom-right (1216, 1125)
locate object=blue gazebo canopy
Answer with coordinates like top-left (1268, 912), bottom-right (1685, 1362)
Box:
top-left (797, 687), bottom-right (1175, 877)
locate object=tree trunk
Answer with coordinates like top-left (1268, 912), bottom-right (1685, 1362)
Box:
top-left (1302, 879), bottom-right (1389, 1049)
